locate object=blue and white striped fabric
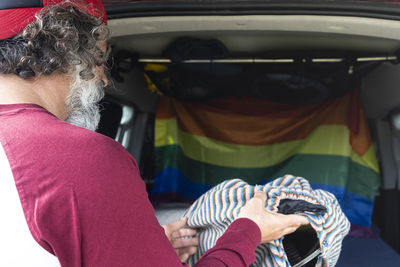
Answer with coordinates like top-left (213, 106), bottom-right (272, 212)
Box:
top-left (183, 175), bottom-right (351, 267)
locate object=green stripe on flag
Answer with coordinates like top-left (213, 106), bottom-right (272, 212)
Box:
top-left (156, 145), bottom-right (380, 200)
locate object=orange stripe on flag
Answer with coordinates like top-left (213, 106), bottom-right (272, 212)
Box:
top-left (156, 92), bottom-right (371, 155)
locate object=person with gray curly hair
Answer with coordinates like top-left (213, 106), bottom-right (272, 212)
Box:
top-left (0, 1), bottom-right (308, 267)
top-left (0, 0), bottom-right (109, 131)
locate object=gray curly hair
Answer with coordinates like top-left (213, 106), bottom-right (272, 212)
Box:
top-left (0, 2), bottom-right (109, 80)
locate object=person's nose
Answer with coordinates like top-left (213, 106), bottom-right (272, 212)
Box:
top-left (97, 65), bottom-right (108, 87)
top-left (101, 73), bottom-right (109, 88)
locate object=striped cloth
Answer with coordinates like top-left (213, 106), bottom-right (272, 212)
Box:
top-left (152, 90), bottom-right (380, 229)
top-left (183, 175), bottom-right (351, 267)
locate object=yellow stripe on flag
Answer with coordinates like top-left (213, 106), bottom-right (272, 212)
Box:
top-left (155, 118), bottom-right (378, 172)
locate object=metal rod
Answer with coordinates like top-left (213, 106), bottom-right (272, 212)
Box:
top-left (139, 59), bottom-right (171, 63)
top-left (311, 58), bottom-right (343, 63)
top-left (137, 56), bottom-right (398, 64)
top-left (356, 56), bottom-right (397, 62)
top-left (253, 59), bottom-right (295, 63)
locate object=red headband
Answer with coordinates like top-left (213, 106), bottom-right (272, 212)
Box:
top-left (0, 0), bottom-right (106, 40)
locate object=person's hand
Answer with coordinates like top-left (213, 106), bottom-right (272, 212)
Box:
top-left (237, 191), bottom-right (310, 244)
top-left (162, 217), bottom-right (199, 262)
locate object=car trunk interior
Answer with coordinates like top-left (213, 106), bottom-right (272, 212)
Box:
top-left (99, 12), bottom-right (400, 263)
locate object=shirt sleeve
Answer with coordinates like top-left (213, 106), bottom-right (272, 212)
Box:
top-left (192, 218), bottom-right (261, 267)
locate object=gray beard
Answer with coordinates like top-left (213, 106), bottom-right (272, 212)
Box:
top-left (65, 71), bottom-right (105, 131)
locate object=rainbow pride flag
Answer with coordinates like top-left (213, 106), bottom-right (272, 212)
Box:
top-left (151, 89), bottom-right (380, 227)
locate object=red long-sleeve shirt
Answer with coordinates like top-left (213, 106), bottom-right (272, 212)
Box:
top-left (0, 103), bottom-right (260, 267)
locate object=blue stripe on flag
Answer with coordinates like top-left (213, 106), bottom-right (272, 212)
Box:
top-left (152, 168), bottom-right (213, 199)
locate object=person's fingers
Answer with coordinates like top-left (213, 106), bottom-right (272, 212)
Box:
top-left (171, 236), bottom-right (199, 249)
top-left (171, 228), bottom-right (197, 239)
top-left (294, 214), bottom-right (310, 225)
top-left (176, 246), bottom-right (198, 262)
top-left (253, 191), bottom-right (267, 203)
top-left (283, 214), bottom-right (309, 227)
top-left (178, 253), bottom-right (189, 263)
top-left (266, 211), bottom-right (309, 227)
top-left (168, 217), bottom-right (188, 233)
top-left (162, 217), bottom-right (189, 239)
top-left (176, 246), bottom-right (198, 255)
